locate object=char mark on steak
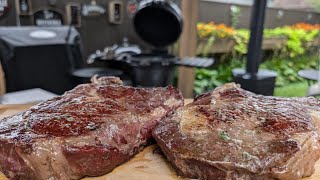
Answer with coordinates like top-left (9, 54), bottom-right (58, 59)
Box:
top-left (153, 83), bottom-right (320, 180)
top-left (0, 76), bottom-right (183, 180)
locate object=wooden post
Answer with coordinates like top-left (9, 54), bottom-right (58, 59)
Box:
top-left (178, 0), bottom-right (199, 98)
top-left (0, 63), bottom-right (6, 95)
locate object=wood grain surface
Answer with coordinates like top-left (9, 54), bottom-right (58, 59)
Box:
top-left (0, 102), bottom-right (319, 180)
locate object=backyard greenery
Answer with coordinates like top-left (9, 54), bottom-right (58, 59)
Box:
top-left (195, 22), bottom-right (320, 97)
top-left (197, 22), bottom-right (320, 57)
top-left (274, 82), bottom-right (308, 97)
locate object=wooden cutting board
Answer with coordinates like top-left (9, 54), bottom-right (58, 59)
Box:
top-left (0, 103), bottom-right (319, 180)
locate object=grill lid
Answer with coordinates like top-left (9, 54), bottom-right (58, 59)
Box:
top-left (133, 0), bottom-right (183, 48)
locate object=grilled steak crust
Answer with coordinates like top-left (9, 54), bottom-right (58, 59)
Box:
top-left (0, 76), bottom-right (183, 180)
top-left (153, 83), bottom-right (320, 180)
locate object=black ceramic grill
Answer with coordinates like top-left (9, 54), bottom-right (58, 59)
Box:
top-left (129, 0), bottom-right (213, 86)
top-left (88, 0), bottom-right (214, 87)
top-left (133, 0), bottom-right (183, 47)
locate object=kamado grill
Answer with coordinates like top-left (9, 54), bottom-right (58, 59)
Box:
top-left (88, 0), bottom-right (213, 87)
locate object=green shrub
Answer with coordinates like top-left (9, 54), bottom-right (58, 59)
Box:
top-left (194, 58), bottom-right (244, 94)
top-left (194, 54), bottom-right (318, 95)
top-left (260, 54), bottom-right (318, 86)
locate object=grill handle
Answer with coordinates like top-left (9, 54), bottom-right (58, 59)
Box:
top-left (175, 57), bottom-right (214, 68)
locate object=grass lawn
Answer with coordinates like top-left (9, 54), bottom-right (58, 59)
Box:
top-left (274, 82), bottom-right (309, 97)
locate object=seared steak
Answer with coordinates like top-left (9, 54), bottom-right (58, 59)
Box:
top-left (153, 83), bottom-right (320, 180)
top-left (0, 76), bottom-right (183, 180)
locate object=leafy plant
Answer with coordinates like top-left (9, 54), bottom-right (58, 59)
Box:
top-left (260, 54), bottom-right (318, 86)
top-left (195, 22), bottom-right (320, 95)
top-left (203, 36), bottom-right (215, 57)
top-left (194, 58), bottom-right (244, 94)
top-left (197, 22), bottom-right (235, 39)
top-left (194, 54), bottom-right (319, 95)
top-left (197, 22), bottom-right (236, 56)
top-left (233, 29), bottom-right (249, 55)
top-left (265, 27), bottom-right (319, 57)
top-left (197, 22), bottom-right (320, 58)
top-left (230, 5), bottom-right (241, 28)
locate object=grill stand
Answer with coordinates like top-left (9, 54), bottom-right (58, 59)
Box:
top-left (232, 0), bottom-right (277, 95)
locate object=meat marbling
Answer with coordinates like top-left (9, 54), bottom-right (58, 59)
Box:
top-left (0, 76), bottom-right (183, 180)
top-left (153, 83), bottom-right (320, 180)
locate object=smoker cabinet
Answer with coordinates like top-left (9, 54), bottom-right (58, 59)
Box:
top-left (0, 26), bottom-right (83, 94)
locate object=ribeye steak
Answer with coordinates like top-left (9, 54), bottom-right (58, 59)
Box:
top-left (153, 83), bottom-right (320, 180)
top-left (0, 76), bottom-right (183, 180)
